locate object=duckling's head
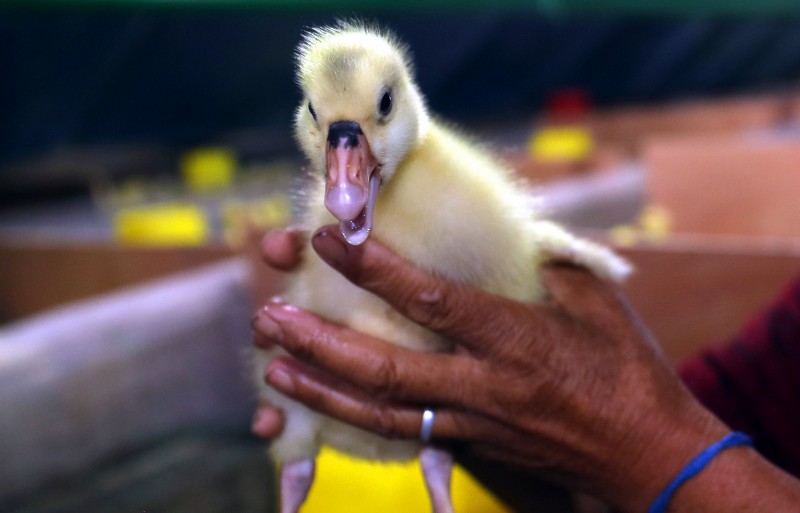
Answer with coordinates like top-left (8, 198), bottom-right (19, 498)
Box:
top-left (294, 23), bottom-right (428, 245)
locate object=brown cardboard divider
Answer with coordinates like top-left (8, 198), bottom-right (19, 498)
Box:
top-left (618, 235), bottom-right (800, 365)
top-left (0, 239), bottom-right (234, 322)
top-left (645, 134), bottom-right (800, 239)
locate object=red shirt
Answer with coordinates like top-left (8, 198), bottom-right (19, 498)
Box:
top-left (679, 274), bottom-right (800, 476)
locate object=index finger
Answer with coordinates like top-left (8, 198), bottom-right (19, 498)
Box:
top-left (311, 225), bottom-right (530, 352)
top-left (254, 300), bottom-right (476, 406)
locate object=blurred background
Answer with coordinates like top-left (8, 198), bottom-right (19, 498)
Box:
top-left (2, 2), bottom-right (800, 512)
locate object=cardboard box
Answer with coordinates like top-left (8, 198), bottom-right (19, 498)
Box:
top-left (618, 130), bottom-right (800, 363)
top-left (620, 236), bottom-right (800, 363)
top-left (0, 240), bottom-right (233, 321)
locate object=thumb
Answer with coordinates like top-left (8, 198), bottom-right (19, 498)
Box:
top-left (310, 225), bottom-right (520, 349)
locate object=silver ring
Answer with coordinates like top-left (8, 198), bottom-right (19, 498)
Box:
top-left (420, 409), bottom-right (435, 443)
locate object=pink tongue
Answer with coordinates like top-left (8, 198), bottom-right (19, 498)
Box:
top-left (339, 173), bottom-right (380, 245)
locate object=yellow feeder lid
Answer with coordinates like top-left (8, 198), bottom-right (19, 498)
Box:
top-left (528, 126), bottom-right (594, 164)
top-left (113, 203), bottom-right (209, 247)
top-left (301, 447), bottom-right (511, 513)
top-left (181, 147), bottom-right (237, 193)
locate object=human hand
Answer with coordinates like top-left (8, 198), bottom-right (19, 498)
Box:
top-left (250, 227), bottom-right (308, 439)
top-left (251, 225), bottom-right (734, 511)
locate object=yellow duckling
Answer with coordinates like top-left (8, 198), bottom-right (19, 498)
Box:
top-left (256, 22), bottom-right (632, 513)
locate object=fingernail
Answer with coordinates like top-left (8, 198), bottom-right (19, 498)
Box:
top-left (251, 409), bottom-right (266, 433)
top-left (268, 301), bottom-right (300, 320)
top-left (254, 306), bottom-right (284, 341)
top-left (312, 228), bottom-right (348, 267)
top-left (251, 408), bottom-right (278, 438)
top-left (266, 367), bottom-right (295, 394)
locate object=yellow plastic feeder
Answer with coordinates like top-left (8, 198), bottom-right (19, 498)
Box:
top-left (113, 203), bottom-right (209, 247)
top-left (300, 447), bottom-right (511, 513)
top-left (181, 147), bottom-right (237, 193)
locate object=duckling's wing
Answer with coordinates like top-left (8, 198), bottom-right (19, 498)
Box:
top-left (530, 220), bottom-right (632, 282)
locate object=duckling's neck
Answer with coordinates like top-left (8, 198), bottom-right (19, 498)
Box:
top-left (416, 107), bottom-right (431, 143)
top-left (371, 121), bottom-right (503, 270)
top-left (369, 115), bottom-right (539, 288)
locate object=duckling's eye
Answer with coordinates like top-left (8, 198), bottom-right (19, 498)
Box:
top-left (308, 102), bottom-right (317, 122)
top-left (379, 90), bottom-right (392, 117)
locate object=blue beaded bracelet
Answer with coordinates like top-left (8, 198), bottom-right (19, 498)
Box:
top-left (647, 432), bottom-right (754, 513)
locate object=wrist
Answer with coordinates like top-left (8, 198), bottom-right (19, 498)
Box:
top-left (665, 443), bottom-right (800, 512)
top-left (648, 432), bottom-right (753, 513)
top-left (598, 402), bottom-right (730, 513)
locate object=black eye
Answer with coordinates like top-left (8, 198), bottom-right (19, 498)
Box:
top-left (308, 102), bottom-right (317, 122)
top-left (379, 90), bottom-right (392, 116)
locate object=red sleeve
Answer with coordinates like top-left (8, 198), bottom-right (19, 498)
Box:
top-left (679, 273), bottom-right (800, 476)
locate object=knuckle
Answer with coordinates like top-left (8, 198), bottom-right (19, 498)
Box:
top-left (286, 323), bottom-right (324, 364)
top-left (447, 360), bottom-right (481, 407)
top-left (404, 283), bottom-right (459, 332)
top-left (371, 406), bottom-right (403, 439)
top-left (448, 412), bottom-right (477, 440)
top-left (300, 378), bottom-right (330, 411)
top-left (307, 390), bottom-right (327, 411)
top-left (368, 356), bottom-right (402, 400)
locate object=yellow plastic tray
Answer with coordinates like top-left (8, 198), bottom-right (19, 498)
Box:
top-left (301, 447), bottom-right (511, 513)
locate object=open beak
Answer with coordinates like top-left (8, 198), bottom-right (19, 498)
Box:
top-left (325, 121), bottom-right (381, 245)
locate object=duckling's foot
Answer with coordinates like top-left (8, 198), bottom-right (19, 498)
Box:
top-left (279, 458), bottom-right (315, 513)
top-left (420, 445), bottom-right (455, 513)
